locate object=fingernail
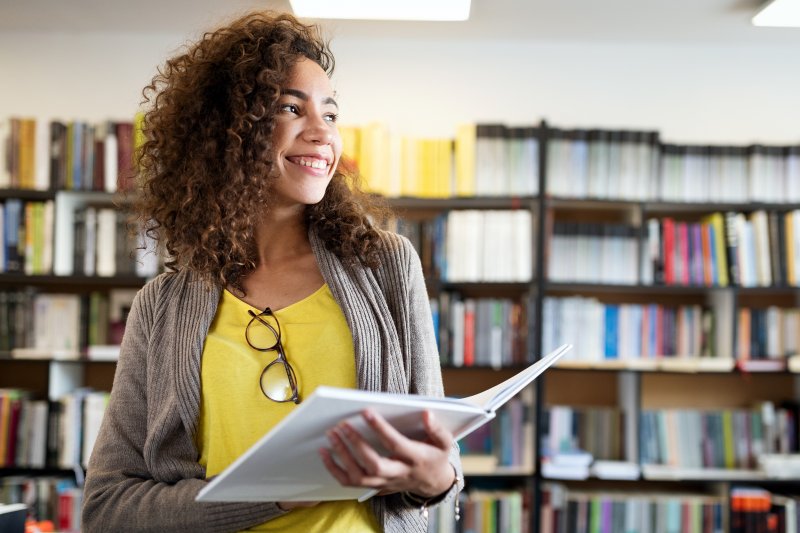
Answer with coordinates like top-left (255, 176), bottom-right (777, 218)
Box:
top-left (363, 409), bottom-right (375, 422)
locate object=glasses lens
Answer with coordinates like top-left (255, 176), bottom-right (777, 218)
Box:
top-left (247, 312), bottom-right (280, 350)
top-left (260, 361), bottom-right (295, 402)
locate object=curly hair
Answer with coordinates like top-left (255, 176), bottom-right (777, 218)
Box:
top-left (135, 11), bottom-right (387, 293)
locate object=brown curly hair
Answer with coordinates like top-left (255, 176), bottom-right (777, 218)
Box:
top-left (135, 11), bottom-right (387, 293)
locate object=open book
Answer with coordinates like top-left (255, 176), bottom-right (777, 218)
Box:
top-left (195, 344), bottom-right (571, 503)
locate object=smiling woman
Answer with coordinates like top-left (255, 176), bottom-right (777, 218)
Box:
top-left (80, 9), bottom-right (463, 533)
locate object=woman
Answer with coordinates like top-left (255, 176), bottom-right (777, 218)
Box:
top-left (81, 10), bottom-right (462, 533)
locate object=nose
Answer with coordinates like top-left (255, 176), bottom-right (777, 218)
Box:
top-left (302, 114), bottom-right (334, 145)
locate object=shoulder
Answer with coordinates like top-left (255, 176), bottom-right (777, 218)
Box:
top-left (132, 269), bottom-right (208, 313)
top-left (372, 228), bottom-right (417, 269)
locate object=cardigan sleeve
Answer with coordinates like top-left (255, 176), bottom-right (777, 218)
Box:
top-left (81, 277), bottom-right (286, 533)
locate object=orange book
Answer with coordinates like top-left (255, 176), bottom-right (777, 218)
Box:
top-left (701, 222), bottom-right (713, 286)
top-left (738, 308), bottom-right (751, 361)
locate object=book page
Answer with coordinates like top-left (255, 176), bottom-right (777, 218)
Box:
top-left (460, 344), bottom-right (571, 411)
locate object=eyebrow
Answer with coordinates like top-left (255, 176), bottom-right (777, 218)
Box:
top-left (281, 88), bottom-right (339, 109)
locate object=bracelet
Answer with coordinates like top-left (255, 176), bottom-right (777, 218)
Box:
top-left (400, 465), bottom-right (462, 521)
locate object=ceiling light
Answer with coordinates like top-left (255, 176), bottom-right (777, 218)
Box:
top-left (289, 0), bottom-right (471, 21)
top-left (752, 0), bottom-right (800, 27)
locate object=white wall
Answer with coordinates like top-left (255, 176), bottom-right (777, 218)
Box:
top-left (1, 31), bottom-right (798, 144)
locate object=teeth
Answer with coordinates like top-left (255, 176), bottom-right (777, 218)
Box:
top-left (298, 157), bottom-right (328, 169)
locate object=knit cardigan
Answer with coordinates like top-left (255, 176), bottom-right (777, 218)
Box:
top-left (81, 229), bottom-right (463, 533)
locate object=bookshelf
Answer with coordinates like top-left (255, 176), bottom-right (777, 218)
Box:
top-left (3, 116), bottom-right (800, 532)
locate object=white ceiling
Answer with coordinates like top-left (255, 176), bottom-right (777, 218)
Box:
top-left (1, 0), bottom-right (799, 46)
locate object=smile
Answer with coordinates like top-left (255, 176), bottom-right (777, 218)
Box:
top-left (287, 156), bottom-right (329, 170)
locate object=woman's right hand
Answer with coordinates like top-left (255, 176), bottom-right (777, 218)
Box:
top-left (276, 501), bottom-right (320, 511)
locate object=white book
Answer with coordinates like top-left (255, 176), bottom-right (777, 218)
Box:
top-left (34, 118), bottom-right (50, 190)
top-left (196, 344), bottom-right (572, 503)
top-left (95, 208), bottom-right (117, 276)
top-left (104, 125), bottom-right (118, 193)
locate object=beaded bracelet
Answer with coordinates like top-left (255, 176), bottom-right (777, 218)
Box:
top-left (400, 466), bottom-right (462, 520)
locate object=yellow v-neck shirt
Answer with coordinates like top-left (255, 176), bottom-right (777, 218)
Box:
top-left (197, 285), bottom-right (380, 532)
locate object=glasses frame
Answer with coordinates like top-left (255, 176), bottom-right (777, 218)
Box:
top-left (245, 307), bottom-right (300, 404)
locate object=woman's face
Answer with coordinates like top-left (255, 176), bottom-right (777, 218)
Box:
top-left (269, 57), bottom-right (342, 207)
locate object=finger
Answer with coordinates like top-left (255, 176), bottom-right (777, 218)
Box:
top-left (340, 423), bottom-right (414, 482)
top-left (327, 429), bottom-right (366, 484)
top-left (319, 447), bottom-right (351, 486)
top-left (338, 422), bottom-right (387, 474)
top-left (422, 410), bottom-right (455, 450)
top-left (361, 409), bottom-right (416, 459)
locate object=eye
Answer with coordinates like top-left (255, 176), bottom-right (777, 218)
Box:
top-left (324, 112), bottom-right (339, 124)
top-left (280, 103), bottom-right (300, 115)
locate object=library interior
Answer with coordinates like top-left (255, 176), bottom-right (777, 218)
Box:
top-left (1, 0), bottom-right (800, 531)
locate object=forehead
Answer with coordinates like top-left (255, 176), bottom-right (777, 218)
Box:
top-left (284, 58), bottom-right (334, 95)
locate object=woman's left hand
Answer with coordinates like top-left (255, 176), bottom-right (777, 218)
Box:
top-left (319, 409), bottom-right (455, 498)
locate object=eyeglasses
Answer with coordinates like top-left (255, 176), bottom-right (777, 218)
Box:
top-left (245, 307), bottom-right (300, 404)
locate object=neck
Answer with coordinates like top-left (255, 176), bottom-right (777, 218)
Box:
top-left (255, 206), bottom-right (311, 267)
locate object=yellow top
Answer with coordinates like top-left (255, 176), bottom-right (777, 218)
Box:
top-left (197, 285), bottom-right (381, 532)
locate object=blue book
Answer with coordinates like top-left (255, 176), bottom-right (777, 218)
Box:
top-left (604, 305), bottom-right (619, 359)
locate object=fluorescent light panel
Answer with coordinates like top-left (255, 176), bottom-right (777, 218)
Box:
top-left (752, 0), bottom-right (800, 27)
top-left (289, 0), bottom-right (471, 21)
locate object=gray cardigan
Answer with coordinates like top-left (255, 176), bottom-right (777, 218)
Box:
top-left (82, 229), bottom-right (463, 532)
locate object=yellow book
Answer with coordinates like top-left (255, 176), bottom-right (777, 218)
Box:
top-left (454, 123), bottom-right (476, 196)
top-left (19, 119), bottom-right (36, 189)
top-left (704, 212), bottom-right (729, 287)
top-left (437, 139), bottom-right (454, 198)
top-left (721, 410), bottom-right (735, 469)
top-left (337, 125), bottom-right (360, 171)
top-left (358, 123), bottom-right (391, 196)
top-left (400, 137), bottom-right (418, 197)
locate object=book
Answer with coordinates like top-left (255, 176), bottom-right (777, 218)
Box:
top-left (196, 343), bottom-right (572, 503)
top-left (0, 503), bottom-right (26, 533)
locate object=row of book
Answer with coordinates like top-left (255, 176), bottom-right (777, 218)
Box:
top-left (341, 123), bottom-right (540, 199)
top-left (548, 222), bottom-right (639, 284)
top-left (458, 395), bottom-right (533, 471)
top-left (540, 483), bottom-right (726, 533)
top-left (659, 144), bottom-right (800, 204)
top-left (0, 476), bottom-right (82, 533)
top-left (644, 211), bottom-right (800, 289)
top-left (0, 117), bottom-right (140, 192)
top-left (0, 197), bottom-right (160, 278)
top-left (738, 307), bottom-right (800, 362)
top-left (639, 403), bottom-right (797, 470)
top-left (431, 293), bottom-right (530, 368)
top-left (541, 406), bottom-right (626, 463)
top-left (541, 297), bottom-right (719, 364)
top-left (388, 211), bottom-right (534, 283)
top-left (0, 289), bottom-right (135, 357)
top-left (546, 129), bottom-right (660, 201)
top-left (428, 489), bottom-right (530, 533)
top-left (0, 388), bottom-right (109, 470)
top-left (546, 129), bottom-right (800, 204)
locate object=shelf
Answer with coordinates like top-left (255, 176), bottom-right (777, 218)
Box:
top-left (554, 358), bottom-right (735, 373)
top-left (641, 464), bottom-right (769, 482)
top-left (387, 196), bottom-right (537, 210)
top-left (547, 197), bottom-right (800, 213)
top-left (0, 273), bottom-right (150, 288)
top-left (0, 188), bottom-right (55, 201)
top-left (545, 282), bottom-right (725, 294)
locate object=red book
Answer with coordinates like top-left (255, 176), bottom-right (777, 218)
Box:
top-left (115, 122), bottom-right (135, 192)
top-left (463, 300), bottom-right (475, 367)
top-left (678, 221), bottom-right (690, 285)
top-left (662, 218), bottom-right (675, 284)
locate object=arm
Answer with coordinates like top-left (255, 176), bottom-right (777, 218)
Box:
top-left (319, 236), bottom-right (463, 507)
top-left (82, 280), bottom-right (286, 532)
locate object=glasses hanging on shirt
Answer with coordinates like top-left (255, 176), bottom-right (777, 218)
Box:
top-left (245, 308), bottom-right (301, 404)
